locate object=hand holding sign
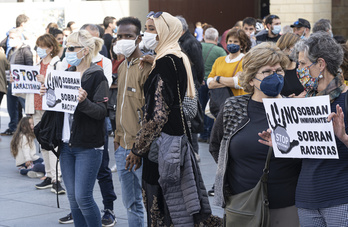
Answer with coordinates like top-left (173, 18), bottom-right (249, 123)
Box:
top-left (258, 129), bottom-right (273, 147)
top-left (78, 88), bottom-right (87, 103)
top-left (328, 104), bottom-right (348, 147)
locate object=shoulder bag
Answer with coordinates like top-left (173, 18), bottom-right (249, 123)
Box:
top-left (224, 147), bottom-right (273, 227)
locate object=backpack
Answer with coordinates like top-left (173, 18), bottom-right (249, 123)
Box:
top-left (34, 111), bottom-right (64, 158)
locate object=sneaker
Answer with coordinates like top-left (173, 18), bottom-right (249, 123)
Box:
top-left (27, 171), bottom-right (44, 178)
top-left (102, 209), bottom-right (117, 227)
top-left (1, 129), bottom-right (13, 136)
top-left (110, 164), bottom-right (117, 172)
top-left (51, 181), bottom-right (66, 194)
top-left (208, 185), bottom-right (215, 197)
top-left (35, 177), bottom-right (52, 189)
top-left (59, 213), bottom-right (74, 224)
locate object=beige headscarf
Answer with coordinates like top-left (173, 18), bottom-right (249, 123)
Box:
top-left (149, 12), bottom-right (195, 98)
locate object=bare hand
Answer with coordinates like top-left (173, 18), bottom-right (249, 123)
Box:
top-left (25, 161), bottom-right (32, 167)
top-left (40, 84), bottom-right (47, 96)
top-left (114, 141), bottom-right (119, 151)
top-left (125, 152), bottom-right (142, 171)
top-left (37, 74), bottom-right (45, 84)
top-left (258, 128), bottom-right (273, 147)
top-left (328, 104), bottom-right (348, 144)
top-left (288, 90), bottom-right (307, 98)
top-left (139, 55), bottom-right (154, 70)
top-left (78, 88), bottom-right (87, 103)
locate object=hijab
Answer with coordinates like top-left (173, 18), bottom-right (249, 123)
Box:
top-left (149, 12), bottom-right (195, 98)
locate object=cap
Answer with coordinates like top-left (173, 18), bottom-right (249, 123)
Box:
top-left (290, 18), bottom-right (311, 29)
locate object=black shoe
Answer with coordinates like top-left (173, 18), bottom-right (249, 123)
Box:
top-left (35, 177), bottom-right (52, 189)
top-left (208, 185), bottom-right (215, 196)
top-left (51, 181), bottom-right (66, 194)
top-left (59, 213), bottom-right (74, 224)
top-left (102, 209), bottom-right (117, 227)
top-left (1, 129), bottom-right (13, 136)
top-left (198, 137), bottom-right (208, 143)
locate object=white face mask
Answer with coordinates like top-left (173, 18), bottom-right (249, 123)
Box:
top-left (9, 38), bottom-right (20, 48)
top-left (142, 32), bottom-right (158, 51)
top-left (113, 37), bottom-right (137, 58)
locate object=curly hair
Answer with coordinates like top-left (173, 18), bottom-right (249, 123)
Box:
top-left (226, 28), bottom-right (251, 53)
top-left (10, 117), bottom-right (35, 158)
top-left (239, 42), bottom-right (289, 93)
top-left (342, 42), bottom-right (348, 81)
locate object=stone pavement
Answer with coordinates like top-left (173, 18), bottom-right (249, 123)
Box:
top-left (0, 98), bottom-right (223, 227)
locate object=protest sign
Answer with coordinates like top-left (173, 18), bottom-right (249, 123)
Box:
top-left (10, 64), bottom-right (40, 94)
top-left (42, 70), bottom-right (81, 114)
top-left (263, 95), bottom-right (338, 159)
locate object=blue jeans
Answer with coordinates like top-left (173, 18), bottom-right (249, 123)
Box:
top-left (19, 158), bottom-right (45, 175)
top-left (60, 143), bottom-right (103, 227)
top-left (7, 85), bottom-right (25, 132)
top-left (198, 81), bottom-right (214, 140)
top-left (115, 146), bottom-right (144, 227)
top-left (97, 119), bottom-right (117, 211)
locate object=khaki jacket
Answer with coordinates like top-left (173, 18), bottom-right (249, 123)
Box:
top-left (0, 52), bottom-right (9, 94)
top-left (114, 58), bottom-right (152, 149)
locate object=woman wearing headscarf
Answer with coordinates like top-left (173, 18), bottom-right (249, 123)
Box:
top-left (125, 12), bottom-right (222, 226)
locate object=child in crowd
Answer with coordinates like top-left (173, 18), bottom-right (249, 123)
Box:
top-left (10, 117), bottom-right (45, 178)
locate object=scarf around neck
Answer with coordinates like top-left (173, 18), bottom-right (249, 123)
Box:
top-left (315, 72), bottom-right (346, 102)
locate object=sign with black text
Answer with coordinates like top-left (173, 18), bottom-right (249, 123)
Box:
top-left (263, 96), bottom-right (338, 159)
top-left (10, 64), bottom-right (40, 94)
top-left (42, 70), bottom-right (81, 114)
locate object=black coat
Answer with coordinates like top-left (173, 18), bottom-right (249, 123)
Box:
top-left (179, 30), bottom-right (204, 88)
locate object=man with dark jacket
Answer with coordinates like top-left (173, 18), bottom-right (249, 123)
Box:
top-left (1, 28), bottom-right (32, 135)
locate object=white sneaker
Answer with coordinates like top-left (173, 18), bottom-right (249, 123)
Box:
top-left (27, 171), bottom-right (44, 178)
top-left (110, 164), bottom-right (117, 172)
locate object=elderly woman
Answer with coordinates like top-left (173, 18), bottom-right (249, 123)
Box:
top-left (210, 42), bottom-right (301, 226)
top-left (276, 32), bottom-right (304, 97)
top-left (125, 12), bottom-right (221, 226)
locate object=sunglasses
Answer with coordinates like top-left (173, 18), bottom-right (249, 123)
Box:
top-left (146, 11), bottom-right (169, 30)
top-left (66, 45), bottom-right (84, 52)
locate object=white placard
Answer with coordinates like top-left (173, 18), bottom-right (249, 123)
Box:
top-left (42, 70), bottom-right (81, 114)
top-left (263, 95), bottom-right (338, 159)
top-left (10, 64), bottom-right (41, 94)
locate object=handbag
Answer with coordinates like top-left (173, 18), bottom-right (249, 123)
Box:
top-left (224, 147), bottom-right (273, 227)
top-left (191, 100), bottom-right (204, 133)
top-left (208, 58), bottom-right (243, 118)
top-left (148, 56), bottom-right (189, 163)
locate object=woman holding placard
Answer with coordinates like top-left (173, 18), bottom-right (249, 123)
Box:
top-left (210, 42), bottom-right (301, 226)
top-left (261, 32), bottom-right (348, 226)
top-left (30, 33), bottom-right (65, 194)
top-left (40, 30), bottom-right (108, 227)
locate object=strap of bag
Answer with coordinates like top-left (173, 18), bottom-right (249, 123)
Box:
top-left (231, 57), bottom-right (243, 78)
top-left (165, 56), bottom-right (187, 136)
top-left (345, 89), bottom-right (348, 117)
top-left (203, 44), bottom-right (215, 65)
top-left (261, 147), bottom-right (273, 183)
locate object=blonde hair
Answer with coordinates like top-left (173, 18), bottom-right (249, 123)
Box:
top-left (67, 30), bottom-right (104, 66)
top-left (276, 33), bottom-right (300, 50)
top-left (239, 42), bottom-right (289, 93)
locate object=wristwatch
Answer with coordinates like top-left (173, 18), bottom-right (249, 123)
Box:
top-left (216, 76), bottom-right (221, 83)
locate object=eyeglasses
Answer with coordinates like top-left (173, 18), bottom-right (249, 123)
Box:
top-left (257, 68), bottom-right (284, 77)
top-left (146, 11), bottom-right (169, 30)
top-left (66, 45), bottom-right (84, 52)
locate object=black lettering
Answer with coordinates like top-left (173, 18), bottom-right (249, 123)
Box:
top-left (20, 69), bottom-right (26, 81)
top-left (12, 69), bottom-right (19, 81)
top-left (310, 106), bottom-right (316, 115)
top-left (26, 71), bottom-right (33, 81)
top-left (298, 131), bottom-right (303, 141)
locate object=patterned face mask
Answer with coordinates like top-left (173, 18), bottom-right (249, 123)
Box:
top-left (297, 63), bottom-right (318, 92)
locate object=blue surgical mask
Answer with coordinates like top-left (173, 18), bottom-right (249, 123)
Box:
top-left (227, 43), bottom-right (240, 54)
top-left (300, 31), bottom-right (306, 39)
top-left (65, 49), bottom-right (85, 66)
top-left (113, 27), bottom-right (118, 34)
top-left (272, 25), bottom-right (282, 35)
top-left (329, 30), bottom-right (333, 38)
top-left (254, 73), bottom-right (284, 97)
top-left (37, 47), bottom-right (48, 59)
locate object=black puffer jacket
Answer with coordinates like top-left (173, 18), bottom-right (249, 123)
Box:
top-left (8, 44), bottom-right (33, 66)
top-left (179, 30), bottom-right (204, 88)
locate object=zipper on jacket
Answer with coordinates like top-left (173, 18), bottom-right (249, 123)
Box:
top-left (120, 62), bottom-right (130, 149)
top-left (221, 118), bottom-right (250, 207)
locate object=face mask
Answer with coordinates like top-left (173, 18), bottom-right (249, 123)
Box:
top-left (254, 73), bottom-right (284, 97)
top-left (272, 25), bottom-right (282, 35)
top-left (9, 38), bottom-right (20, 48)
top-left (65, 48), bottom-right (85, 66)
top-left (329, 30), bottom-right (333, 38)
top-left (227, 44), bottom-right (240, 54)
top-left (300, 31), bottom-right (306, 39)
top-left (113, 27), bottom-right (118, 34)
top-left (142, 32), bottom-right (158, 51)
top-left (296, 63), bottom-right (321, 92)
top-left (114, 37), bottom-right (138, 58)
top-left (37, 47), bottom-right (48, 59)
top-left (250, 31), bottom-right (255, 37)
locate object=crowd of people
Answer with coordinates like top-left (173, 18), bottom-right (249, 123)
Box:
top-left (1, 10), bottom-right (348, 227)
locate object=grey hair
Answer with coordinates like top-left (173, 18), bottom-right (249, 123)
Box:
top-left (313, 19), bottom-right (331, 33)
top-left (175, 16), bottom-right (188, 31)
top-left (204, 28), bottom-right (219, 41)
top-left (294, 31), bottom-right (343, 76)
top-left (80, 24), bottom-right (100, 37)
